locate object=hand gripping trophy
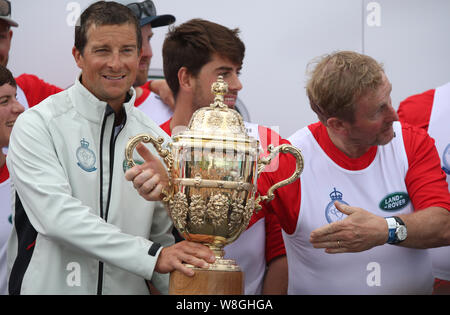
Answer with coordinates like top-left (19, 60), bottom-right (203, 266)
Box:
top-left (125, 76), bottom-right (304, 294)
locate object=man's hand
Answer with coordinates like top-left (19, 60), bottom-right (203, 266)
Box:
top-left (155, 241), bottom-right (216, 277)
top-left (125, 143), bottom-right (169, 201)
top-left (309, 201), bottom-right (388, 253)
top-left (150, 79), bottom-right (175, 111)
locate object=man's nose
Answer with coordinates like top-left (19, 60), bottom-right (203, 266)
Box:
top-left (388, 104), bottom-right (399, 122)
top-left (228, 73), bottom-right (242, 92)
top-left (107, 52), bottom-right (123, 71)
top-left (141, 40), bottom-right (153, 60)
top-left (12, 98), bottom-right (25, 114)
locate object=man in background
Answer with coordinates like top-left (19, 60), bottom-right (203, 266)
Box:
top-left (0, 0), bottom-right (61, 110)
top-left (0, 65), bottom-right (24, 295)
top-left (119, 0), bottom-right (175, 123)
top-left (398, 82), bottom-right (450, 294)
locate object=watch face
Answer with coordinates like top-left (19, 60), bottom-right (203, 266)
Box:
top-left (397, 226), bottom-right (407, 241)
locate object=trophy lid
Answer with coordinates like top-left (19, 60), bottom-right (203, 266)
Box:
top-left (184, 76), bottom-right (249, 138)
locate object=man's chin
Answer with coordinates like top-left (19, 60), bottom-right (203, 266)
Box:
top-left (134, 70), bottom-right (149, 87)
top-left (224, 101), bottom-right (236, 109)
top-left (378, 129), bottom-right (396, 146)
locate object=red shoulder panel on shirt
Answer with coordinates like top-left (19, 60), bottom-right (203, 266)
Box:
top-left (159, 118), bottom-right (172, 136)
top-left (264, 210), bottom-right (287, 262)
top-left (401, 122), bottom-right (450, 211)
top-left (135, 85), bottom-right (151, 107)
top-left (15, 73), bottom-right (62, 107)
top-left (0, 163), bottom-right (9, 183)
top-left (258, 138), bottom-right (301, 235)
top-left (397, 89), bottom-right (435, 131)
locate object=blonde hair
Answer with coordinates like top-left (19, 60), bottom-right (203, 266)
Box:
top-left (306, 51), bottom-right (384, 123)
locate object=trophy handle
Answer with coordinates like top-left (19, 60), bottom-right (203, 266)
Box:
top-left (254, 144), bottom-right (304, 211)
top-left (125, 134), bottom-right (174, 201)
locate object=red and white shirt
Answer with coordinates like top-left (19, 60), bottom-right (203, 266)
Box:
top-left (160, 118), bottom-right (286, 294)
top-left (135, 82), bottom-right (173, 126)
top-left (0, 163), bottom-right (11, 295)
top-left (259, 121), bottom-right (450, 294)
top-left (398, 82), bottom-right (450, 281)
top-left (15, 74), bottom-right (62, 110)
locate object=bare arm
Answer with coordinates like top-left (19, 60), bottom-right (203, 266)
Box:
top-left (398, 207), bottom-right (450, 249)
top-left (262, 255), bottom-right (288, 295)
top-left (310, 201), bottom-right (450, 253)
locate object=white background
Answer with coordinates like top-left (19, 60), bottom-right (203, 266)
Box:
top-left (8, 0), bottom-right (450, 137)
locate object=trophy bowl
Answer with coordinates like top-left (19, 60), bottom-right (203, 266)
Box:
top-left (125, 76), bottom-right (304, 272)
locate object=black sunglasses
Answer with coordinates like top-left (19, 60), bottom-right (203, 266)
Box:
top-left (127, 0), bottom-right (157, 19)
top-left (0, 0), bottom-right (11, 17)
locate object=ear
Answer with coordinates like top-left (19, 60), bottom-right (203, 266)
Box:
top-left (326, 117), bottom-right (349, 136)
top-left (72, 46), bottom-right (83, 69)
top-left (178, 67), bottom-right (194, 92)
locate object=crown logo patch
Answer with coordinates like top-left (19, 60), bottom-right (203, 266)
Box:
top-left (76, 139), bottom-right (97, 173)
top-left (325, 188), bottom-right (349, 223)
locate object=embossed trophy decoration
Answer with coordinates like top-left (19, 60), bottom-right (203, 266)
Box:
top-left (125, 76), bottom-right (304, 295)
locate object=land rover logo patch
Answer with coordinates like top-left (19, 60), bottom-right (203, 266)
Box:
top-left (379, 192), bottom-right (410, 211)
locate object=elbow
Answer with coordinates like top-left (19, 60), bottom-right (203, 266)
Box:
top-left (444, 223), bottom-right (450, 247)
top-left (439, 210), bottom-right (450, 247)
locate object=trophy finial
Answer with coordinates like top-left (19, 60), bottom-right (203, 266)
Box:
top-left (211, 75), bottom-right (228, 109)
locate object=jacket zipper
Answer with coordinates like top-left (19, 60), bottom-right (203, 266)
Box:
top-left (97, 105), bottom-right (126, 295)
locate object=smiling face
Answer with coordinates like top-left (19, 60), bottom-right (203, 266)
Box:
top-left (0, 83), bottom-right (24, 148)
top-left (191, 53), bottom-right (242, 110)
top-left (73, 23), bottom-right (140, 110)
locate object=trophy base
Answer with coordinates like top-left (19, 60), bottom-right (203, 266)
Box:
top-left (169, 268), bottom-right (244, 295)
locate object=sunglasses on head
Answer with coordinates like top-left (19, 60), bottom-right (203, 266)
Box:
top-left (0, 0), bottom-right (11, 17)
top-left (127, 0), bottom-right (156, 19)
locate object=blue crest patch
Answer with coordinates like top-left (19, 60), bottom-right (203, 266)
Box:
top-left (325, 188), bottom-right (349, 223)
top-left (442, 143), bottom-right (450, 175)
top-left (76, 139), bottom-right (97, 172)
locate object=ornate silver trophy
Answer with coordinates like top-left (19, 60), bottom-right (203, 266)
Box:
top-left (125, 76), bottom-right (304, 294)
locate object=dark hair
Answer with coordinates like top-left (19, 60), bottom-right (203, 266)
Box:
top-left (162, 18), bottom-right (245, 97)
top-left (0, 64), bottom-right (16, 87)
top-left (74, 1), bottom-right (142, 55)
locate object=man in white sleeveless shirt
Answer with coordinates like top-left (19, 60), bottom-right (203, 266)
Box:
top-left (398, 82), bottom-right (450, 294)
top-left (259, 51), bottom-right (450, 294)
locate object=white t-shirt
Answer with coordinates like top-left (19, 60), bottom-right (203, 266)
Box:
top-left (135, 91), bottom-right (173, 126)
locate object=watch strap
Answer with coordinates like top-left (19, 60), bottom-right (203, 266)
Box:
top-left (385, 217), bottom-right (397, 244)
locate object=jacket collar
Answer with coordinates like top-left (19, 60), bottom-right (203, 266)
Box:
top-left (69, 74), bottom-right (136, 123)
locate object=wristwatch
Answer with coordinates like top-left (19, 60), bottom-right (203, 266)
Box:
top-left (385, 216), bottom-right (407, 244)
